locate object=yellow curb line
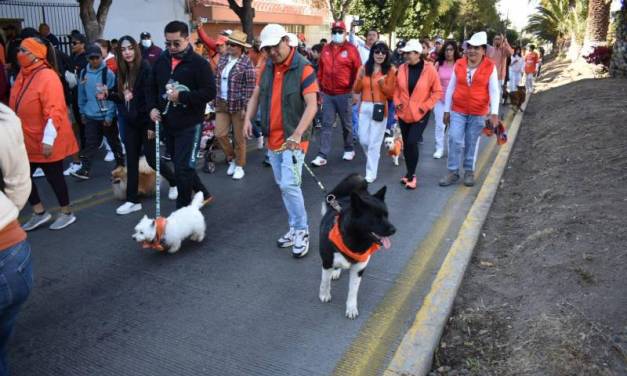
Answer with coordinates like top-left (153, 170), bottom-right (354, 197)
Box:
top-left (332, 110), bottom-right (513, 376)
top-left (382, 98), bottom-right (531, 376)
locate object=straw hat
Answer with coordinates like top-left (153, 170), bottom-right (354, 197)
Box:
top-left (227, 30), bottom-right (252, 48)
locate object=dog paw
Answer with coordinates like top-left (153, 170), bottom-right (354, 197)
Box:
top-left (345, 305), bottom-right (359, 319)
top-left (319, 292), bottom-right (332, 303)
top-left (331, 269), bottom-right (342, 280)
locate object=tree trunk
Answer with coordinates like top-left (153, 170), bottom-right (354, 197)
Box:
top-left (329, 0), bottom-right (353, 21)
top-left (79, 0), bottom-right (113, 42)
top-left (583, 0), bottom-right (612, 49)
top-left (610, 1), bottom-right (627, 77)
top-left (228, 0), bottom-right (254, 43)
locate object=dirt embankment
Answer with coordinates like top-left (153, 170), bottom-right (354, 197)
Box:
top-left (430, 59), bottom-right (627, 375)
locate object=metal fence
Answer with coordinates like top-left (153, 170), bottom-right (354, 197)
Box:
top-left (0, 1), bottom-right (83, 55)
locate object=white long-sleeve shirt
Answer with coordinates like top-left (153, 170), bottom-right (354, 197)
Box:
top-left (444, 64), bottom-right (500, 116)
top-left (349, 31), bottom-right (371, 64)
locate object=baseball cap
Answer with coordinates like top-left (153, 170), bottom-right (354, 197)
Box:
top-left (400, 39), bottom-right (423, 54)
top-left (140, 31), bottom-right (151, 39)
top-left (86, 44), bottom-right (102, 58)
top-left (287, 33), bottom-right (299, 47)
top-left (259, 24), bottom-right (288, 49)
top-left (331, 20), bottom-right (346, 31)
top-left (467, 31), bottom-right (487, 47)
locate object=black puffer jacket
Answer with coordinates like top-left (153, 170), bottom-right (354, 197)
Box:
top-left (150, 45), bottom-right (215, 130)
top-left (110, 59), bottom-right (154, 129)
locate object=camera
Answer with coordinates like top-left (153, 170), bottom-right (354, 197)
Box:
top-left (352, 19), bottom-right (364, 26)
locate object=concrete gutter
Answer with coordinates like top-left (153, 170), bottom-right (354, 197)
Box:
top-left (383, 96), bottom-right (531, 376)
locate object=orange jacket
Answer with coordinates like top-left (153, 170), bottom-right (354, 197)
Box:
top-left (452, 57), bottom-right (494, 116)
top-left (9, 62), bottom-right (78, 163)
top-left (393, 62), bottom-right (442, 123)
top-left (353, 66), bottom-right (396, 116)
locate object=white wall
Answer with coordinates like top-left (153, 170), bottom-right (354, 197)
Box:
top-left (102, 0), bottom-right (189, 48)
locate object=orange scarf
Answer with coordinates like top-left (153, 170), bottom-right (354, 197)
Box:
top-left (142, 217), bottom-right (167, 251)
top-left (329, 216), bottom-right (380, 263)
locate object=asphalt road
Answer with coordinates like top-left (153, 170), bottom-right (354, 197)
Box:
top-left (9, 115), bottom-right (498, 376)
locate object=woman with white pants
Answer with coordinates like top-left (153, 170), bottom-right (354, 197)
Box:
top-left (433, 40), bottom-right (461, 159)
top-left (508, 46), bottom-right (524, 92)
top-left (352, 41), bottom-right (397, 183)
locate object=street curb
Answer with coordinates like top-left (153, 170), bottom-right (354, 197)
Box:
top-left (383, 96), bottom-right (532, 376)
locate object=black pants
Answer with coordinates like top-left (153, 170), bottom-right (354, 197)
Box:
top-left (81, 117), bottom-right (125, 170)
top-left (399, 113), bottom-right (430, 179)
top-left (28, 160), bottom-right (70, 208)
top-left (166, 124), bottom-right (209, 208)
top-left (124, 122), bottom-right (176, 203)
top-left (71, 88), bottom-right (85, 149)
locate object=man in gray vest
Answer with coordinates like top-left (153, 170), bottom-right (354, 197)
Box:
top-left (244, 24), bottom-right (319, 258)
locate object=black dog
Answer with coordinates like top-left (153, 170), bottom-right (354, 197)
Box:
top-left (318, 174), bottom-right (396, 319)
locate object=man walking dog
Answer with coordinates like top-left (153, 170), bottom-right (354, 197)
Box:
top-left (244, 24), bottom-right (318, 258)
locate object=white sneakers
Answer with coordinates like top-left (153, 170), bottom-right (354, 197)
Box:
top-left (310, 156), bottom-right (327, 167)
top-left (63, 162), bottom-right (82, 176)
top-left (116, 202), bottom-right (142, 215)
top-left (365, 176), bottom-right (376, 183)
top-left (433, 149), bottom-right (443, 159)
top-left (257, 136), bottom-right (264, 150)
top-left (227, 161), bottom-right (236, 176)
top-left (104, 151), bottom-right (115, 162)
top-left (232, 166), bottom-right (245, 180)
top-left (292, 230), bottom-right (309, 258)
top-left (168, 186), bottom-right (178, 200)
top-left (342, 151), bottom-right (355, 161)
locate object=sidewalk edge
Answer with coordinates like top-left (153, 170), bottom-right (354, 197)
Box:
top-left (383, 97), bottom-right (531, 376)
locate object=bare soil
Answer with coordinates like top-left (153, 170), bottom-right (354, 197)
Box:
top-left (430, 58), bottom-right (627, 376)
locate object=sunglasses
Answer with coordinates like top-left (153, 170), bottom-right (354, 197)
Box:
top-left (71, 41), bottom-right (82, 46)
top-left (88, 56), bottom-right (101, 60)
top-left (261, 40), bottom-right (283, 53)
top-left (331, 29), bottom-right (344, 34)
top-left (164, 40), bottom-right (183, 48)
top-left (373, 49), bottom-right (386, 55)
top-left (226, 42), bottom-right (240, 47)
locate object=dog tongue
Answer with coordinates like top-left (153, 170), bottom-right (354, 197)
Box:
top-left (381, 237), bottom-right (391, 249)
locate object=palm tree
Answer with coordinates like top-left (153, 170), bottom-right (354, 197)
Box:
top-left (525, 0), bottom-right (588, 57)
top-left (610, 0), bottom-right (627, 76)
top-left (583, 0), bottom-right (613, 49)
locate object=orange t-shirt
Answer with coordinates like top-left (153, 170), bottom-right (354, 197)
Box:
top-left (256, 48), bottom-right (318, 152)
top-left (524, 52), bottom-right (539, 74)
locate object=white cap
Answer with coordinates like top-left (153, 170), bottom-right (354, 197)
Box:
top-left (287, 33), bottom-right (299, 47)
top-left (400, 39), bottom-right (423, 54)
top-left (467, 31), bottom-right (487, 47)
top-left (260, 24), bottom-right (288, 49)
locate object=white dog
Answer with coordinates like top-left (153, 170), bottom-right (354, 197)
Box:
top-left (132, 192), bottom-right (206, 253)
top-left (383, 127), bottom-right (403, 166)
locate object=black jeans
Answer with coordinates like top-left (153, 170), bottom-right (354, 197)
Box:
top-left (166, 124), bottom-right (209, 208)
top-left (81, 117), bottom-right (125, 170)
top-left (124, 122), bottom-right (176, 203)
top-left (399, 113), bottom-right (430, 179)
top-left (28, 160), bottom-right (70, 207)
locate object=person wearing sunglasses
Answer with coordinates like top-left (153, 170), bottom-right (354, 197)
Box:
top-left (214, 30), bottom-right (256, 180)
top-left (352, 41), bottom-right (396, 183)
top-left (441, 31), bottom-right (500, 187)
top-left (9, 37), bottom-right (79, 231)
top-left (149, 20), bottom-right (215, 209)
top-left (433, 40), bottom-right (461, 159)
top-left (310, 20), bottom-right (361, 167)
top-left (393, 39), bottom-right (443, 190)
top-left (243, 24), bottom-right (319, 258)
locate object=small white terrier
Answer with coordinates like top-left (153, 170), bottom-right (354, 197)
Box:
top-left (132, 191), bottom-right (206, 253)
top-left (383, 128), bottom-right (403, 166)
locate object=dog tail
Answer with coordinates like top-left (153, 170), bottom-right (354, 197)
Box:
top-left (191, 191), bottom-right (204, 209)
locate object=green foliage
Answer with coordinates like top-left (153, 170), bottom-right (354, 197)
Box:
top-left (525, 0), bottom-right (588, 45)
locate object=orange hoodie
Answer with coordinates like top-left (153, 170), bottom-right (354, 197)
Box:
top-left (393, 62), bottom-right (442, 123)
top-left (353, 66), bottom-right (397, 116)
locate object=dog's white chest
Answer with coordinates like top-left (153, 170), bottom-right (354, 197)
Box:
top-left (333, 253), bottom-right (352, 269)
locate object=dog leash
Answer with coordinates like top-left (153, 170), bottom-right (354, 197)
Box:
top-left (155, 120), bottom-right (161, 218)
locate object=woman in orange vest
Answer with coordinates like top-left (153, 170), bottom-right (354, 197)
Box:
top-left (441, 31), bottom-right (500, 187)
top-left (353, 41), bottom-right (396, 183)
top-left (393, 39), bottom-right (443, 189)
top-left (9, 37), bottom-right (79, 231)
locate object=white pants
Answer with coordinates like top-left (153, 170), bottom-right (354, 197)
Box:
top-left (358, 102), bottom-right (387, 181)
top-left (509, 71), bottom-right (522, 92)
top-left (525, 73), bottom-right (535, 92)
top-left (433, 100), bottom-right (446, 153)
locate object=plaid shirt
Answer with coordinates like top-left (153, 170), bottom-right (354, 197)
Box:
top-left (215, 53), bottom-right (256, 113)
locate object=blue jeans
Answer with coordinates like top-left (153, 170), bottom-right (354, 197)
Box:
top-left (318, 93), bottom-right (354, 158)
top-left (0, 240), bottom-right (33, 375)
top-left (386, 100), bottom-right (397, 130)
top-left (447, 111), bottom-right (485, 172)
top-left (267, 149), bottom-right (308, 231)
top-left (352, 103), bottom-right (359, 140)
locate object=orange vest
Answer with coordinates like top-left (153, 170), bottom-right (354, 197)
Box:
top-left (452, 57), bottom-right (494, 116)
top-left (393, 62), bottom-right (442, 123)
top-left (329, 216), bottom-right (380, 263)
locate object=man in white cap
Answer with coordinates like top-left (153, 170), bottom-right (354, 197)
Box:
top-left (244, 24), bottom-right (319, 258)
top-left (440, 31), bottom-right (500, 187)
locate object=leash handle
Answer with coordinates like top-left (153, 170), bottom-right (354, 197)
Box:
top-left (155, 120), bottom-right (161, 218)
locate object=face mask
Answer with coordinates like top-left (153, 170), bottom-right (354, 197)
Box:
top-left (17, 54), bottom-right (35, 69)
top-left (141, 39), bottom-right (152, 48)
top-left (332, 33), bottom-right (344, 44)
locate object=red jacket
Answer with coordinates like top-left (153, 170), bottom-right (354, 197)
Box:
top-left (318, 42), bottom-right (361, 95)
top-left (452, 57), bottom-right (494, 116)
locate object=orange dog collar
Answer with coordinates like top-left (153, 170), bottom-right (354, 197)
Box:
top-left (328, 216), bottom-right (380, 263)
top-left (142, 217), bottom-right (167, 251)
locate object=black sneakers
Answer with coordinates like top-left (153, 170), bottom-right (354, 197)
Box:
top-left (71, 166), bottom-right (90, 180)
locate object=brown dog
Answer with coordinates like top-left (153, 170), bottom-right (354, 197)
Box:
top-left (509, 85), bottom-right (526, 112)
top-left (111, 156), bottom-right (156, 200)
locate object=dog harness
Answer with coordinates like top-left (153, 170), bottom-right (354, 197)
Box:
top-left (388, 138), bottom-right (403, 157)
top-left (142, 217), bottom-right (167, 251)
top-left (329, 216), bottom-right (380, 263)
